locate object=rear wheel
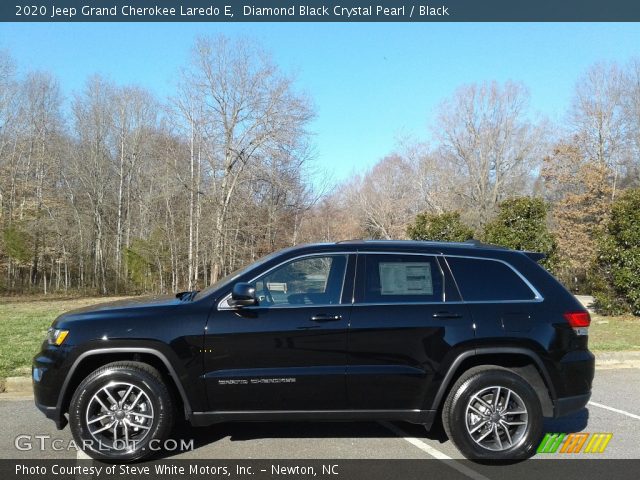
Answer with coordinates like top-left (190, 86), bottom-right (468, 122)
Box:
top-left (442, 366), bottom-right (543, 461)
top-left (69, 361), bottom-right (174, 461)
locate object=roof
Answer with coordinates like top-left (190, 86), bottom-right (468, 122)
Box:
top-left (334, 239), bottom-right (508, 250)
top-left (306, 239), bottom-right (545, 261)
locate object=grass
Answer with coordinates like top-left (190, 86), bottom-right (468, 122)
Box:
top-left (588, 313), bottom-right (640, 351)
top-left (0, 297), bottom-right (639, 389)
top-left (0, 296), bottom-right (133, 383)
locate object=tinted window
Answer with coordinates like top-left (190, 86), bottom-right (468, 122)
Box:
top-left (253, 255), bottom-right (347, 306)
top-left (361, 254), bottom-right (444, 303)
top-left (446, 257), bottom-right (536, 301)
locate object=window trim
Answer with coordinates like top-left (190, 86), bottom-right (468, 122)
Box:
top-left (217, 252), bottom-right (351, 311)
top-left (217, 250), bottom-right (544, 310)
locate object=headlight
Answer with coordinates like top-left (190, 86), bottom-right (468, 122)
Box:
top-left (47, 328), bottom-right (69, 346)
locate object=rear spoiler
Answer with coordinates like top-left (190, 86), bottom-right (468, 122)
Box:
top-left (522, 251), bottom-right (546, 262)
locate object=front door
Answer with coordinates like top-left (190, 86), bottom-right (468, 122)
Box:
top-left (204, 254), bottom-right (353, 411)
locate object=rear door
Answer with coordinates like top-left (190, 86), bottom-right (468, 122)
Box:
top-left (346, 252), bottom-right (474, 410)
top-left (444, 255), bottom-right (544, 340)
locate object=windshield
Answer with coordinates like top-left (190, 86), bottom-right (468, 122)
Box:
top-left (193, 250), bottom-right (282, 300)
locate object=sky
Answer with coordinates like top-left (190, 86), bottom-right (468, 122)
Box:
top-left (2, 22), bottom-right (640, 185)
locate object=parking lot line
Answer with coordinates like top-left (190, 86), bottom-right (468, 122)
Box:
top-left (379, 422), bottom-right (491, 480)
top-left (77, 448), bottom-right (91, 459)
top-left (589, 401), bottom-right (640, 420)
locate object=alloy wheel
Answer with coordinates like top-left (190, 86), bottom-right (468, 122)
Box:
top-left (465, 385), bottom-right (529, 451)
top-left (85, 381), bottom-right (154, 451)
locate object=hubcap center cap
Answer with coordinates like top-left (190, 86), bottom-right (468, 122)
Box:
top-left (115, 410), bottom-right (125, 420)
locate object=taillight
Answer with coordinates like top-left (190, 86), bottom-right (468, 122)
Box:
top-left (564, 311), bottom-right (591, 327)
top-left (564, 311), bottom-right (591, 336)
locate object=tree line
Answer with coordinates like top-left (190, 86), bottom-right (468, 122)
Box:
top-left (1, 36), bottom-right (315, 295)
top-left (1, 38), bottom-right (639, 315)
top-left (298, 62), bottom-right (640, 314)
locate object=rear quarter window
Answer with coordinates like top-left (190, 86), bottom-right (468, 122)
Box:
top-left (446, 256), bottom-right (537, 301)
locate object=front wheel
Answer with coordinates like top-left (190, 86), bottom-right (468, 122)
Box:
top-left (442, 366), bottom-right (543, 461)
top-left (69, 361), bottom-right (174, 462)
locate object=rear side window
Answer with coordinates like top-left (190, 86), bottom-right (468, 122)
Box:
top-left (361, 254), bottom-right (444, 303)
top-left (446, 257), bottom-right (537, 301)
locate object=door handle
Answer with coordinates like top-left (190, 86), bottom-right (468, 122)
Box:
top-left (310, 314), bottom-right (342, 322)
top-left (432, 311), bottom-right (462, 319)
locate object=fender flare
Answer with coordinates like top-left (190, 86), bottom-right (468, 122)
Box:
top-left (56, 347), bottom-right (192, 417)
top-left (429, 347), bottom-right (556, 411)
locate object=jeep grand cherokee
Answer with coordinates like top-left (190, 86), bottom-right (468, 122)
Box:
top-left (33, 240), bottom-right (594, 461)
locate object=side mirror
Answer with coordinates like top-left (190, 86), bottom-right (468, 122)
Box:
top-left (229, 282), bottom-right (257, 308)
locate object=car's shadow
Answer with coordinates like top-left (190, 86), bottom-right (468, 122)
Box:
top-left (157, 418), bottom-right (448, 459)
top-left (155, 408), bottom-right (589, 460)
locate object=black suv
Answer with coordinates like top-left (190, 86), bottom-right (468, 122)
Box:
top-left (33, 240), bottom-right (594, 461)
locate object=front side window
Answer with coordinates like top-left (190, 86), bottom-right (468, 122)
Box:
top-left (361, 254), bottom-right (444, 303)
top-left (446, 257), bottom-right (537, 301)
top-left (253, 255), bottom-right (347, 306)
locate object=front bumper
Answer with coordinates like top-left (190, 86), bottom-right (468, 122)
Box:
top-left (34, 397), bottom-right (67, 429)
top-left (32, 344), bottom-right (73, 430)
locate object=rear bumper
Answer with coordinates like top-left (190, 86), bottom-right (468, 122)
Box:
top-left (553, 391), bottom-right (591, 417)
top-left (556, 350), bottom-right (595, 394)
top-left (551, 349), bottom-right (594, 417)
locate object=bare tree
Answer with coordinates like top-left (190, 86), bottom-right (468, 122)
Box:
top-left (21, 72), bottom-right (64, 289)
top-left (621, 58), bottom-right (640, 187)
top-left (570, 62), bottom-right (626, 199)
top-left (402, 139), bottom-right (455, 214)
top-left (181, 35), bottom-right (314, 282)
top-left (348, 155), bottom-right (419, 239)
top-left (71, 75), bottom-right (115, 294)
top-left (0, 51), bottom-right (19, 223)
top-left (112, 86), bottom-right (158, 291)
top-left (171, 87), bottom-right (204, 290)
top-left (0, 51), bottom-right (17, 163)
top-left (435, 81), bottom-right (544, 226)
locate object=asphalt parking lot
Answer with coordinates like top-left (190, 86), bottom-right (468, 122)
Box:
top-left (1, 367), bottom-right (639, 468)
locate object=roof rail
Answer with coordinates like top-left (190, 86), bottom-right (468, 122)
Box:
top-left (461, 239), bottom-right (509, 250)
top-left (334, 239), bottom-right (542, 257)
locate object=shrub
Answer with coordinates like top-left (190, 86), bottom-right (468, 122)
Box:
top-left (2, 227), bottom-right (32, 264)
top-left (406, 211), bottom-right (474, 242)
top-left (482, 197), bottom-right (558, 271)
top-left (592, 188), bottom-right (640, 316)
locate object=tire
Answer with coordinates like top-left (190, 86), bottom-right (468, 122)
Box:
top-left (69, 361), bottom-right (174, 462)
top-left (441, 366), bottom-right (543, 461)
